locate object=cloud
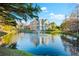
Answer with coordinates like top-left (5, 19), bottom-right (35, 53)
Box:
top-left (49, 13), bottom-right (65, 20)
top-left (41, 7), bottom-right (48, 12)
top-left (49, 13), bottom-right (65, 25)
top-left (49, 13), bottom-right (54, 16)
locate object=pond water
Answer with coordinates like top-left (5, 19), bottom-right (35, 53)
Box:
top-left (15, 33), bottom-right (78, 56)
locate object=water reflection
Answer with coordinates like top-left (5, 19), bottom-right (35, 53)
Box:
top-left (16, 33), bottom-right (78, 56)
top-left (30, 34), bottom-right (53, 46)
top-left (61, 35), bottom-right (79, 56)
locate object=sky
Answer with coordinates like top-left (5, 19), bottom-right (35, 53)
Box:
top-left (17, 3), bottom-right (77, 26)
top-left (37, 3), bottom-right (77, 26)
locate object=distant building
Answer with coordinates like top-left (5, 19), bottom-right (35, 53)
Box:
top-left (39, 19), bottom-right (49, 31)
top-left (41, 19), bottom-right (49, 30)
top-left (28, 18), bottom-right (49, 31)
top-left (30, 18), bottom-right (38, 31)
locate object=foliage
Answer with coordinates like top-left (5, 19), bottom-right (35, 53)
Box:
top-left (2, 33), bottom-right (15, 45)
top-left (61, 5), bottom-right (79, 33)
top-left (0, 16), bottom-right (17, 26)
top-left (60, 20), bottom-right (69, 31)
top-left (0, 25), bottom-right (17, 45)
top-left (47, 22), bottom-right (60, 31)
top-left (3, 25), bottom-right (16, 32)
top-left (45, 22), bottom-right (61, 34)
top-left (0, 32), bottom-right (7, 37)
top-left (20, 28), bottom-right (33, 33)
top-left (0, 3), bottom-right (41, 21)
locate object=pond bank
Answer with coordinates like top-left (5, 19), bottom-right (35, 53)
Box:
top-left (61, 32), bottom-right (79, 38)
top-left (0, 29), bottom-right (32, 55)
top-left (0, 47), bottom-right (32, 56)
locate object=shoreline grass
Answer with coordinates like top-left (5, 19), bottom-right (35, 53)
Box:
top-left (0, 47), bottom-right (32, 56)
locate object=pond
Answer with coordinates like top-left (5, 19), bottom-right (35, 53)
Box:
top-left (15, 33), bottom-right (78, 56)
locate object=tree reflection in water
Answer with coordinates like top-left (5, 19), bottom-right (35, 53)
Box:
top-left (61, 35), bottom-right (79, 56)
top-left (16, 33), bottom-right (78, 56)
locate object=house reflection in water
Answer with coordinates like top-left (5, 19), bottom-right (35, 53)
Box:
top-left (30, 34), bottom-right (53, 47)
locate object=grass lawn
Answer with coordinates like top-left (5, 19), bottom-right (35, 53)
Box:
top-left (0, 47), bottom-right (32, 56)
